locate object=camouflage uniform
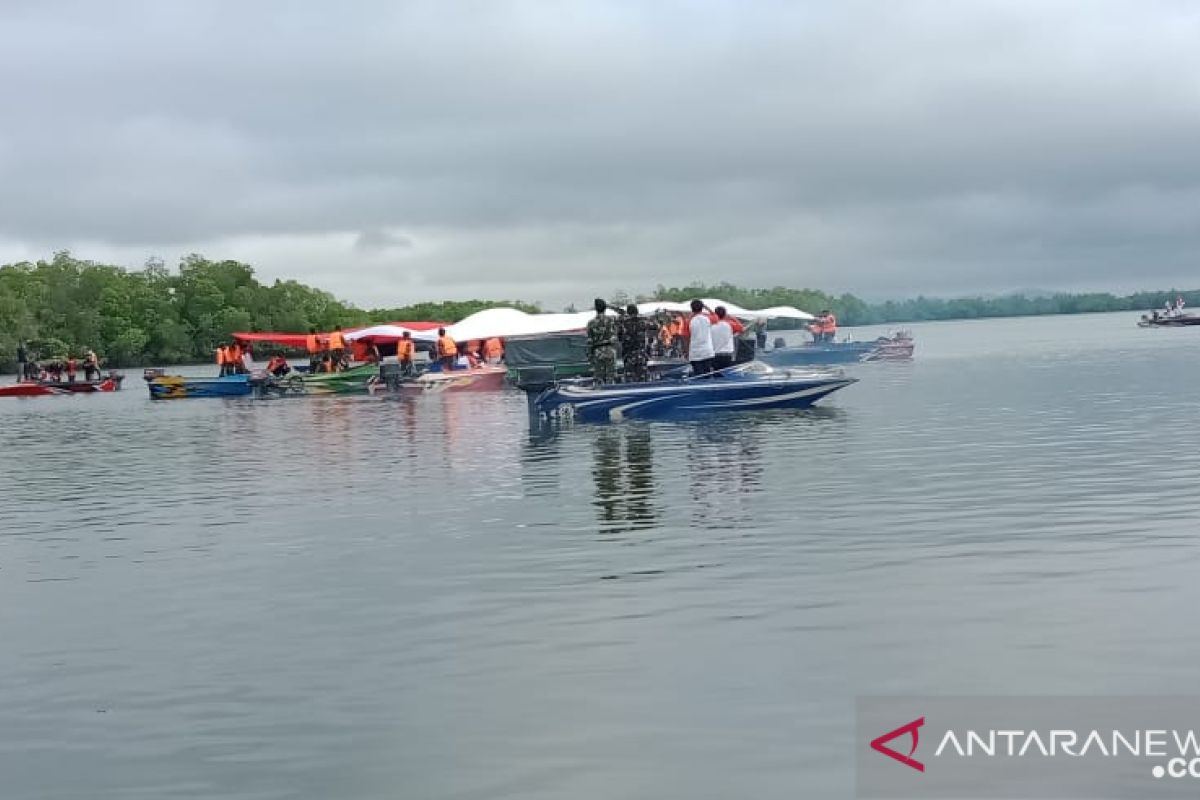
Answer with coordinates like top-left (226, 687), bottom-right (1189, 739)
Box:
top-left (619, 314), bottom-right (658, 383)
top-left (586, 313), bottom-right (619, 384)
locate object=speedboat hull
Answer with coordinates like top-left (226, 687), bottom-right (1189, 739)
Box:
top-left (535, 365), bottom-right (856, 422)
top-left (255, 365), bottom-right (380, 396)
top-left (1139, 314), bottom-right (1200, 327)
top-left (387, 365), bottom-right (508, 394)
top-left (1, 375), bottom-right (123, 398)
top-left (760, 342), bottom-right (875, 365)
top-left (147, 374), bottom-right (252, 399)
top-left (760, 334), bottom-right (914, 366)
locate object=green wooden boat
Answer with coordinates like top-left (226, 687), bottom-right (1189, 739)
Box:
top-left (253, 364), bottom-right (380, 396)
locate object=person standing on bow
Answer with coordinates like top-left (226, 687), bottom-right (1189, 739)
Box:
top-left (710, 306), bottom-right (736, 373)
top-left (687, 299), bottom-right (715, 376)
top-left (619, 303), bottom-right (657, 383)
top-left (586, 298), bottom-right (618, 385)
top-left (327, 327), bottom-right (346, 370)
top-left (435, 328), bottom-right (458, 371)
top-left (396, 331), bottom-right (416, 376)
top-left (82, 349), bottom-right (100, 381)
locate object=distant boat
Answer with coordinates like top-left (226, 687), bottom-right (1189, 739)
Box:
top-left (1138, 313), bottom-right (1200, 328)
top-left (0, 374), bottom-right (124, 398)
top-left (533, 363), bottom-right (856, 422)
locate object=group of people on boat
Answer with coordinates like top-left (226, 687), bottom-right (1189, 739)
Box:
top-left (807, 310), bottom-right (839, 342)
top-left (586, 298), bottom-right (766, 384)
top-left (434, 330), bottom-right (504, 372)
top-left (1149, 296), bottom-right (1188, 322)
top-left (215, 341), bottom-right (253, 377)
top-left (14, 342), bottom-right (102, 384)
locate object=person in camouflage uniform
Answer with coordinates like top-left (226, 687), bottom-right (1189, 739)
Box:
top-left (586, 298), bottom-right (619, 385)
top-left (619, 303), bottom-right (659, 383)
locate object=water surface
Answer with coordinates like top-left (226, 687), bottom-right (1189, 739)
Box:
top-left (2, 312), bottom-right (1198, 799)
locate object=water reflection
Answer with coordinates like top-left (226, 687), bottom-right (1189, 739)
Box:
top-left (591, 426), bottom-right (658, 534)
top-left (685, 418), bottom-right (766, 524)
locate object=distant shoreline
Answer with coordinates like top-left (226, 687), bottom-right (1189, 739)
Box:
top-left (1, 253), bottom-right (1190, 371)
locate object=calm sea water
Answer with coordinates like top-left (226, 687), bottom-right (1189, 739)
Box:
top-left (2, 312), bottom-right (1199, 799)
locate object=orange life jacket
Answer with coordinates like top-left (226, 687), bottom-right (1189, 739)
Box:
top-left (483, 338), bottom-right (503, 358)
top-left (228, 344), bottom-right (243, 363)
top-left (216, 346), bottom-right (227, 365)
top-left (396, 339), bottom-right (415, 360)
top-left (328, 330), bottom-right (345, 350)
top-left (67, 357), bottom-right (77, 373)
top-left (306, 334), bottom-right (320, 354)
top-left (437, 336), bottom-right (458, 358)
top-left (821, 314), bottom-right (838, 334)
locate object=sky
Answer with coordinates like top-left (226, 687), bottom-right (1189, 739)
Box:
top-left (0, 0), bottom-right (1198, 309)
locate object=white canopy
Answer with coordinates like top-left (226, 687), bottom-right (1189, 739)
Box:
top-left (346, 299), bottom-right (813, 343)
top-left (636, 300), bottom-right (814, 321)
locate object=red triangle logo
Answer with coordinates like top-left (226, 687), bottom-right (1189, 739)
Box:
top-left (870, 717), bottom-right (925, 772)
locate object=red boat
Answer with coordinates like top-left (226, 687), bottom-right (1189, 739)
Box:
top-left (0, 374), bottom-right (124, 398)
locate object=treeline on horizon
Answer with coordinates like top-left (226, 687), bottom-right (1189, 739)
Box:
top-left (0, 252), bottom-right (1192, 370)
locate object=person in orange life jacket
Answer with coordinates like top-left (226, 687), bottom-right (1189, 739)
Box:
top-left (395, 332), bottom-right (416, 376)
top-left (305, 327), bottom-right (322, 372)
top-left (820, 310), bottom-right (838, 342)
top-left (436, 328), bottom-right (458, 371)
top-left (66, 355), bottom-right (77, 383)
top-left (328, 327), bottom-right (346, 370)
top-left (215, 345), bottom-right (229, 377)
top-left (227, 342), bottom-right (247, 374)
top-left (483, 337), bottom-right (503, 364)
top-left (266, 354), bottom-right (291, 376)
top-left (710, 307), bottom-right (736, 373)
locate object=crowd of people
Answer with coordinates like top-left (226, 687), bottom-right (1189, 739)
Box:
top-left (14, 342), bottom-right (103, 384)
top-left (586, 299), bottom-right (776, 384)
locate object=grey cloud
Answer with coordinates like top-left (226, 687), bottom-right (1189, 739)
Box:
top-left (1, 0), bottom-right (1199, 302)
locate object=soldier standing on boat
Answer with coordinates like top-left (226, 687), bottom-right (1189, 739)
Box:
top-left (619, 303), bottom-right (657, 383)
top-left (586, 298), bottom-right (618, 385)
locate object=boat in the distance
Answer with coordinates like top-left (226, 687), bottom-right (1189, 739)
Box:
top-left (759, 331), bottom-right (914, 366)
top-left (144, 369), bottom-right (253, 399)
top-left (1138, 312), bottom-right (1200, 328)
top-left (533, 362), bottom-right (856, 422)
top-left (0, 373), bottom-right (124, 398)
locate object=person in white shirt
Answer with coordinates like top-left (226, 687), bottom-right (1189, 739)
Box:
top-left (687, 299), bottom-right (714, 376)
top-left (710, 306), bottom-right (735, 373)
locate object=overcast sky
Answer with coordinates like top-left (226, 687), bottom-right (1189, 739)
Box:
top-left (0, 0), bottom-right (1197, 308)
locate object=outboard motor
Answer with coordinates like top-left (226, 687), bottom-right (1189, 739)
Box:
top-left (378, 362), bottom-right (404, 391)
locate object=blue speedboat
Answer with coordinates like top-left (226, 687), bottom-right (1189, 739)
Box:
top-left (759, 341), bottom-right (876, 366)
top-left (533, 363), bottom-right (856, 422)
top-left (759, 332), bottom-right (915, 366)
top-left (144, 369), bottom-right (253, 399)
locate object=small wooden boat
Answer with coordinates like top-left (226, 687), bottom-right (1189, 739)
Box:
top-left (534, 362), bottom-right (856, 422)
top-left (0, 373), bottom-right (124, 398)
top-left (144, 369), bottom-right (252, 399)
